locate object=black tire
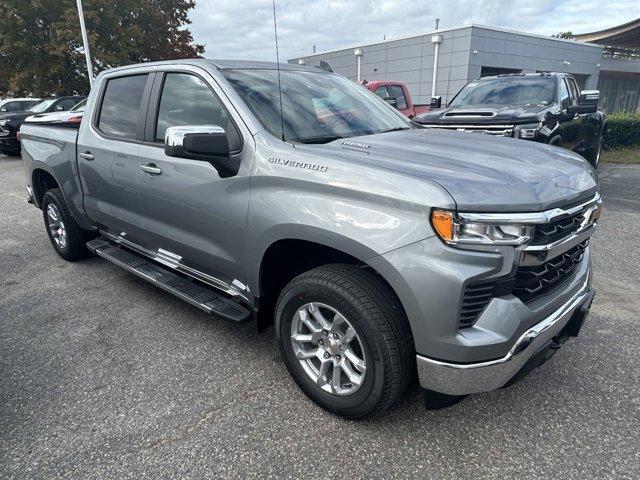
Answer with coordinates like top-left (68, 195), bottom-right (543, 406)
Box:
top-left (41, 188), bottom-right (90, 260)
top-left (276, 264), bottom-right (415, 419)
top-left (1, 149), bottom-right (20, 157)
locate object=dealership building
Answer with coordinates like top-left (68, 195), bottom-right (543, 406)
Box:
top-left (289, 18), bottom-right (640, 113)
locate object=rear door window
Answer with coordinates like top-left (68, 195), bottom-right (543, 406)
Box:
top-left (98, 74), bottom-right (149, 140)
top-left (388, 85), bottom-right (408, 110)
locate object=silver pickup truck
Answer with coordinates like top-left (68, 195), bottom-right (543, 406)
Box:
top-left (20, 59), bottom-right (601, 418)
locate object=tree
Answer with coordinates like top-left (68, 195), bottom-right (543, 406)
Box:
top-left (552, 31), bottom-right (574, 39)
top-left (0, 0), bottom-right (204, 96)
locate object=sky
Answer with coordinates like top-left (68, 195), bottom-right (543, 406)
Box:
top-left (189, 0), bottom-right (638, 61)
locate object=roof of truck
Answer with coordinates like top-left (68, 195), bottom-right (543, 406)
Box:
top-left (104, 58), bottom-right (326, 75)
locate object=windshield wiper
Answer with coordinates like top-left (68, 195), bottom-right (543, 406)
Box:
top-left (293, 135), bottom-right (348, 144)
top-left (378, 127), bottom-right (411, 134)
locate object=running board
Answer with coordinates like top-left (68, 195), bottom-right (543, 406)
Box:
top-left (86, 238), bottom-right (251, 323)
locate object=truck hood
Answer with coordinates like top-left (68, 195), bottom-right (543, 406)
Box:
top-left (414, 104), bottom-right (550, 125)
top-left (302, 128), bottom-right (598, 212)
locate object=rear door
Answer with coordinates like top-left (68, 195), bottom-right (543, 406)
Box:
top-left (135, 68), bottom-right (252, 293)
top-left (77, 72), bottom-right (154, 246)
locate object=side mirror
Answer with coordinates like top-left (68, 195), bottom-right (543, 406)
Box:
top-left (567, 90), bottom-right (599, 115)
top-left (430, 96), bottom-right (442, 109)
top-left (164, 125), bottom-right (240, 178)
top-left (383, 97), bottom-right (398, 109)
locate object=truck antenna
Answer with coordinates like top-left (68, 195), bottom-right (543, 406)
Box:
top-left (272, 0), bottom-right (285, 142)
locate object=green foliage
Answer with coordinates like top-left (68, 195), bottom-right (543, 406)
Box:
top-left (552, 31), bottom-right (574, 39)
top-left (603, 113), bottom-right (640, 150)
top-left (0, 0), bottom-right (204, 96)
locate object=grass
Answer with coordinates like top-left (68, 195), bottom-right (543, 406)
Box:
top-left (601, 147), bottom-right (640, 165)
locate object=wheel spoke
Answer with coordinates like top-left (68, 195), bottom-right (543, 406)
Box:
top-left (295, 347), bottom-right (319, 360)
top-left (298, 309), bottom-right (321, 333)
top-left (331, 363), bottom-right (342, 393)
top-left (340, 360), bottom-right (363, 386)
top-left (308, 302), bottom-right (332, 330)
top-left (316, 359), bottom-right (330, 387)
top-left (344, 348), bottom-right (366, 373)
top-left (342, 326), bottom-right (356, 345)
top-left (291, 333), bottom-right (314, 344)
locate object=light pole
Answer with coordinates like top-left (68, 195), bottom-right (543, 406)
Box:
top-left (76, 0), bottom-right (94, 88)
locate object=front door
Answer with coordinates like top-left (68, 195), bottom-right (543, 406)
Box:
top-left (136, 70), bottom-right (251, 294)
top-left (77, 73), bottom-right (153, 246)
top-left (558, 77), bottom-right (583, 152)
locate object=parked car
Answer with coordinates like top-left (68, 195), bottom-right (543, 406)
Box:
top-left (414, 73), bottom-right (606, 167)
top-left (20, 60), bottom-right (600, 418)
top-left (23, 98), bottom-right (86, 126)
top-left (361, 80), bottom-right (430, 118)
top-left (0, 97), bottom-right (40, 114)
top-left (0, 95), bottom-right (85, 156)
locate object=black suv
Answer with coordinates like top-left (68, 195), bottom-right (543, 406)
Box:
top-left (414, 73), bottom-right (606, 168)
top-left (0, 95), bottom-right (86, 156)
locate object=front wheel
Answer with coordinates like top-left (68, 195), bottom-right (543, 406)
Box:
top-left (276, 264), bottom-right (415, 419)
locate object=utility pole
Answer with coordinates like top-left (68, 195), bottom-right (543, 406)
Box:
top-left (435, 18), bottom-right (440, 30)
top-left (76, 0), bottom-right (94, 88)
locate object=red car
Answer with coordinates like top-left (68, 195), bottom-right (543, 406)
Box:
top-left (361, 80), bottom-right (430, 118)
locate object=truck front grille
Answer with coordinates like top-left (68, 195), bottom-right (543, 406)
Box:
top-left (530, 210), bottom-right (589, 246)
top-left (513, 241), bottom-right (588, 304)
top-left (459, 241), bottom-right (588, 328)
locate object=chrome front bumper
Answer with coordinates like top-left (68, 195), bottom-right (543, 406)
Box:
top-left (416, 279), bottom-right (594, 396)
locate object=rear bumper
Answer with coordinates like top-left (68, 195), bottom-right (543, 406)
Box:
top-left (416, 280), bottom-right (595, 395)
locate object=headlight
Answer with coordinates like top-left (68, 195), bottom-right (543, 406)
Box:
top-left (514, 123), bottom-right (541, 140)
top-left (431, 210), bottom-right (534, 246)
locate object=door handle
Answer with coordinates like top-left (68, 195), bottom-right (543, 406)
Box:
top-left (140, 164), bottom-right (162, 175)
top-left (79, 152), bottom-right (94, 161)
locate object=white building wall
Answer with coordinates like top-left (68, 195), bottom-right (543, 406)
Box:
top-left (289, 25), bottom-right (607, 104)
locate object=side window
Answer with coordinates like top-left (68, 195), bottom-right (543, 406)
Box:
top-left (374, 86), bottom-right (389, 99)
top-left (567, 78), bottom-right (580, 106)
top-left (21, 101), bottom-right (36, 109)
top-left (388, 85), bottom-right (408, 110)
top-left (559, 79), bottom-right (571, 109)
top-left (57, 98), bottom-right (78, 111)
top-left (155, 73), bottom-right (241, 151)
top-left (3, 101), bottom-right (21, 112)
top-left (98, 74), bottom-right (149, 140)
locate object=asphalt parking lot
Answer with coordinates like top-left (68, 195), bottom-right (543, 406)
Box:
top-left (1, 154), bottom-right (639, 479)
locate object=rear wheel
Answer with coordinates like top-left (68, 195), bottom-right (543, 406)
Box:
top-left (276, 264), bottom-right (414, 419)
top-left (42, 188), bottom-right (91, 260)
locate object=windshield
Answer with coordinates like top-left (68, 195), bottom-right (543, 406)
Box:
top-left (223, 69), bottom-right (409, 143)
top-left (450, 77), bottom-right (556, 107)
top-left (27, 98), bottom-right (57, 113)
top-left (70, 99), bottom-right (86, 112)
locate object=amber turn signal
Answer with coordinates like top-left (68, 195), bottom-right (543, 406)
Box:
top-left (431, 210), bottom-right (454, 242)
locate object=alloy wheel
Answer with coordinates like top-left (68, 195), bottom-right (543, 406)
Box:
top-left (290, 302), bottom-right (366, 395)
top-left (47, 203), bottom-right (67, 249)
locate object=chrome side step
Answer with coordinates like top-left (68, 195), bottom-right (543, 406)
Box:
top-left (86, 238), bottom-right (251, 323)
